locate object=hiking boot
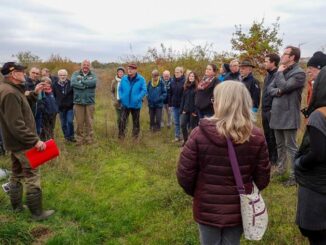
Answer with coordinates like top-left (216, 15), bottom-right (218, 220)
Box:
top-left (9, 182), bottom-right (24, 212)
top-left (26, 189), bottom-right (55, 221)
top-left (272, 165), bottom-right (286, 177)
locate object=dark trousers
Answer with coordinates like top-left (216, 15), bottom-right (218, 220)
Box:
top-left (149, 107), bottom-right (162, 131)
top-left (119, 107), bottom-right (140, 138)
top-left (40, 113), bottom-right (57, 141)
top-left (300, 228), bottom-right (326, 245)
top-left (180, 112), bottom-right (198, 142)
top-left (262, 110), bottom-right (278, 164)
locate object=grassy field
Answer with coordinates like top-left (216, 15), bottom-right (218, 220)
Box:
top-left (0, 69), bottom-right (308, 244)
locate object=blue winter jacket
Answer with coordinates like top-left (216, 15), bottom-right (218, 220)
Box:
top-left (147, 80), bottom-right (167, 108)
top-left (119, 73), bottom-right (147, 109)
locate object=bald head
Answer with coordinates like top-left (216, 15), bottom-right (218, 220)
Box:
top-left (81, 60), bottom-right (91, 74)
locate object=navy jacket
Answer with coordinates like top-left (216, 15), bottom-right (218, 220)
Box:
top-left (169, 75), bottom-right (185, 107)
top-left (147, 80), bottom-right (167, 108)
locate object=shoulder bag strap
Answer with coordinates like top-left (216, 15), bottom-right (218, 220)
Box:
top-left (226, 138), bottom-right (246, 194)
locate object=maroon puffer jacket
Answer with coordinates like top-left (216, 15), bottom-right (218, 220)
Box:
top-left (177, 119), bottom-right (270, 228)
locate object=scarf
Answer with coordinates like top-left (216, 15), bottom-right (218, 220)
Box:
top-left (198, 76), bottom-right (214, 90)
top-left (58, 80), bottom-right (67, 87)
top-left (151, 77), bottom-right (160, 88)
top-left (115, 76), bottom-right (122, 100)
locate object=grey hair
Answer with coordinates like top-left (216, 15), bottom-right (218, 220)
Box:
top-left (41, 76), bottom-right (52, 83)
top-left (58, 69), bottom-right (68, 75)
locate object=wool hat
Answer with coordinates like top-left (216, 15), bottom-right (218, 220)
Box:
top-left (116, 67), bottom-right (125, 73)
top-left (1, 62), bottom-right (26, 75)
top-left (307, 51), bottom-right (326, 69)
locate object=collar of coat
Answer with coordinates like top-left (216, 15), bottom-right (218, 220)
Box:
top-left (4, 79), bottom-right (26, 93)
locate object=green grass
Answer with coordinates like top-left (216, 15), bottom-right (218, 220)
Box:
top-left (0, 69), bottom-right (309, 244)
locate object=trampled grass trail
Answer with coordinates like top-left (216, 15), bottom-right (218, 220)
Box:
top-left (0, 69), bottom-right (308, 244)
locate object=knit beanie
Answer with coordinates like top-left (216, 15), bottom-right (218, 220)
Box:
top-left (117, 67), bottom-right (125, 73)
top-left (223, 63), bottom-right (231, 73)
top-left (307, 51), bottom-right (326, 69)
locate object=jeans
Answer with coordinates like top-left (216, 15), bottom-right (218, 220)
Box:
top-left (198, 223), bottom-right (243, 245)
top-left (274, 129), bottom-right (298, 176)
top-left (180, 112), bottom-right (198, 142)
top-left (172, 107), bottom-right (181, 138)
top-left (149, 107), bottom-right (162, 131)
top-left (59, 109), bottom-right (74, 140)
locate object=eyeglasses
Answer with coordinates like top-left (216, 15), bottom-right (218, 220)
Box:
top-left (31, 72), bottom-right (40, 75)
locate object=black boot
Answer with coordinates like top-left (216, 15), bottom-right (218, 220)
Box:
top-left (9, 182), bottom-right (24, 212)
top-left (26, 189), bottom-right (55, 221)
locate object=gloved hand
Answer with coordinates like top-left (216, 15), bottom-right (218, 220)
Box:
top-left (294, 157), bottom-right (308, 172)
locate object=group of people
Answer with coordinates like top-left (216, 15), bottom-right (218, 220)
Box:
top-left (1, 45), bottom-right (326, 244)
top-left (177, 46), bottom-right (326, 245)
top-left (0, 60), bottom-right (98, 220)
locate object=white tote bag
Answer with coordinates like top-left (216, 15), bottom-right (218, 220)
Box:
top-left (227, 138), bottom-right (268, 241)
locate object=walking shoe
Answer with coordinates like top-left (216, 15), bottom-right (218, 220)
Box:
top-left (172, 138), bottom-right (181, 143)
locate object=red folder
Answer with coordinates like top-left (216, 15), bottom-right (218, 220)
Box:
top-left (25, 139), bottom-right (60, 169)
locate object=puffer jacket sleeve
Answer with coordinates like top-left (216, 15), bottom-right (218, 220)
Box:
top-left (83, 72), bottom-right (97, 88)
top-left (71, 71), bottom-right (85, 90)
top-left (252, 134), bottom-right (271, 191)
top-left (177, 127), bottom-right (200, 196)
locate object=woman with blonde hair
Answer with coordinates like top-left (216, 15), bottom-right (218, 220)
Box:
top-left (177, 81), bottom-right (270, 245)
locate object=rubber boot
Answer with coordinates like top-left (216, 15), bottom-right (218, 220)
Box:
top-left (9, 182), bottom-right (24, 212)
top-left (26, 189), bottom-right (55, 221)
top-left (0, 144), bottom-right (5, 156)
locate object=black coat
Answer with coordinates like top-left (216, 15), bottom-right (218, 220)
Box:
top-left (52, 80), bottom-right (74, 111)
top-left (262, 69), bottom-right (277, 112)
top-left (180, 85), bottom-right (196, 114)
top-left (195, 78), bottom-right (219, 114)
top-left (240, 73), bottom-right (261, 109)
top-left (224, 72), bottom-right (240, 81)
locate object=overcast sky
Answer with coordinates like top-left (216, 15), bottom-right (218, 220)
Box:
top-left (0, 0), bottom-right (325, 63)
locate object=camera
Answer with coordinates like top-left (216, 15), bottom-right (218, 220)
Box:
top-left (2, 182), bottom-right (10, 194)
top-left (301, 107), bottom-right (309, 118)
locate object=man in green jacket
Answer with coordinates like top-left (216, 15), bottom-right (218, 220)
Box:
top-left (71, 60), bottom-right (97, 145)
top-left (0, 62), bottom-right (54, 220)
